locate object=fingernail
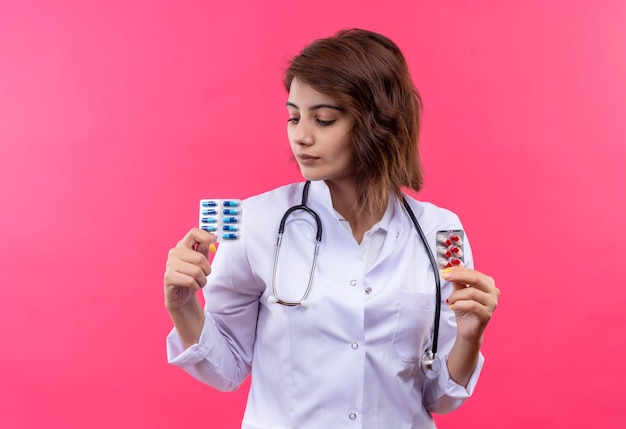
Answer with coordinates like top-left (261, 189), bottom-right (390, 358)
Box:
top-left (449, 303), bottom-right (454, 310)
top-left (441, 268), bottom-right (453, 280)
top-left (209, 243), bottom-right (216, 253)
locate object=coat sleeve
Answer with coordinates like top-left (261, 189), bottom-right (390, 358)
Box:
top-left (417, 204), bottom-right (485, 413)
top-left (166, 227), bottom-right (264, 392)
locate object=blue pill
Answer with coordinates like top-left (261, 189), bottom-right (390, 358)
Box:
top-left (202, 209), bottom-right (217, 215)
top-left (223, 209), bottom-right (238, 215)
top-left (222, 233), bottom-right (238, 240)
top-left (201, 201), bottom-right (217, 207)
top-left (201, 217), bottom-right (217, 223)
top-left (201, 226), bottom-right (217, 232)
top-left (223, 217), bottom-right (238, 223)
top-left (222, 225), bottom-right (238, 231)
top-left (223, 201), bottom-right (239, 207)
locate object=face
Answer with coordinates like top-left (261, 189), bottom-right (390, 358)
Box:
top-left (286, 78), bottom-right (354, 185)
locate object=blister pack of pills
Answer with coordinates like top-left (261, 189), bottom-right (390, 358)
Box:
top-left (436, 230), bottom-right (465, 269)
top-left (199, 199), bottom-right (242, 242)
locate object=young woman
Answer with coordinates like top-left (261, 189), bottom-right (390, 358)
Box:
top-left (165, 29), bottom-right (499, 429)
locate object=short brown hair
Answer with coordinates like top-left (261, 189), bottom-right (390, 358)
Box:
top-left (284, 28), bottom-right (423, 216)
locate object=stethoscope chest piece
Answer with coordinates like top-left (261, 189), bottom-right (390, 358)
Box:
top-left (421, 351), bottom-right (441, 379)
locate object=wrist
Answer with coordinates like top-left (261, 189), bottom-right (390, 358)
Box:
top-left (166, 295), bottom-right (203, 319)
top-left (166, 297), bottom-right (205, 349)
top-left (165, 291), bottom-right (200, 311)
top-left (448, 336), bottom-right (482, 388)
top-left (455, 334), bottom-right (483, 351)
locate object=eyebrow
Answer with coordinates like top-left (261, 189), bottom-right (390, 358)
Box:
top-left (286, 101), bottom-right (344, 112)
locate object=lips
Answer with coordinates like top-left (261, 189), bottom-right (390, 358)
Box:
top-left (297, 154), bottom-right (320, 164)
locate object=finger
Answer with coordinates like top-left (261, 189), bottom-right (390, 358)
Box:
top-left (167, 247), bottom-right (211, 277)
top-left (174, 259), bottom-right (210, 288)
top-left (441, 267), bottom-right (497, 294)
top-left (164, 267), bottom-right (207, 291)
top-left (178, 228), bottom-right (216, 256)
top-left (448, 298), bottom-right (493, 319)
top-left (447, 285), bottom-right (496, 309)
top-left (443, 267), bottom-right (499, 310)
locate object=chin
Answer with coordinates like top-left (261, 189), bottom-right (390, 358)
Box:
top-left (298, 168), bottom-right (325, 182)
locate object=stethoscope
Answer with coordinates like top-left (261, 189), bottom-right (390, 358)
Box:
top-left (268, 181), bottom-right (443, 379)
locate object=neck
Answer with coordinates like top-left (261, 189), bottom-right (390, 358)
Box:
top-left (325, 179), bottom-right (383, 244)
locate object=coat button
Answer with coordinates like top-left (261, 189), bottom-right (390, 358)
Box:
top-left (349, 412), bottom-right (357, 420)
top-left (350, 279), bottom-right (357, 286)
top-left (365, 287), bottom-right (372, 294)
top-left (351, 342), bottom-right (359, 350)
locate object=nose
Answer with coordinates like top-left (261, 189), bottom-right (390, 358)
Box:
top-left (290, 119), bottom-right (314, 146)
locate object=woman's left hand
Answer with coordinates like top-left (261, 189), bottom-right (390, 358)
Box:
top-left (443, 267), bottom-right (500, 343)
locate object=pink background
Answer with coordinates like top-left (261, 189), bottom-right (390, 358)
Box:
top-left (1, 0), bottom-right (625, 427)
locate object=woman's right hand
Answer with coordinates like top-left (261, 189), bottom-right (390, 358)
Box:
top-left (164, 228), bottom-right (215, 310)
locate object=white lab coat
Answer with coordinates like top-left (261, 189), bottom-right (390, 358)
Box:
top-left (167, 180), bottom-right (484, 429)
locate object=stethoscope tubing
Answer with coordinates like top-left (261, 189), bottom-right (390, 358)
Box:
top-left (401, 197), bottom-right (442, 357)
top-left (271, 181), bottom-right (442, 377)
top-left (271, 181), bottom-right (322, 306)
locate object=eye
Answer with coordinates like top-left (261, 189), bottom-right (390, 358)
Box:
top-left (288, 117), bottom-right (300, 124)
top-left (317, 119), bottom-right (335, 127)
